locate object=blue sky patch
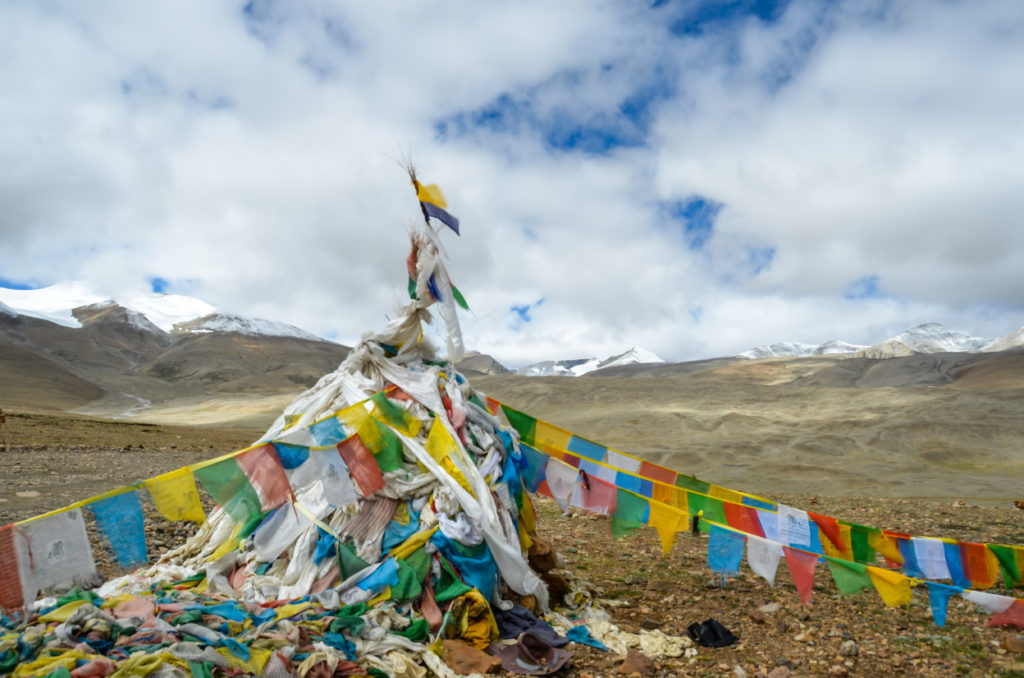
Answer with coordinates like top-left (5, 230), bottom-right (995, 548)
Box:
top-left (0, 277), bottom-right (41, 290)
top-left (666, 0), bottom-right (789, 36)
top-left (510, 298), bottom-right (545, 330)
top-left (664, 196), bottom-right (722, 250)
top-left (747, 246), bottom-right (775, 274)
top-left (845, 275), bottom-right (882, 300)
top-left (148, 276), bottom-right (170, 293)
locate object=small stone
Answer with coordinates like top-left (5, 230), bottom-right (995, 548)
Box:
top-left (1003, 635), bottom-right (1024, 653)
top-left (828, 665), bottom-right (849, 677)
top-left (15, 491), bottom-right (40, 498)
top-left (733, 665), bottom-right (748, 677)
top-left (749, 610), bottom-right (766, 624)
top-left (839, 640), bottom-right (858, 657)
top-left (616, 649), bottom-right (656, 676)
top-left (640, 618), bottom-right (661, 630)
top-left (794, 631), bottom-right (812, 643)
top-left (759, 602), bottom-right (782, 614)
top-left (767, 667), bottom-right (791, 678)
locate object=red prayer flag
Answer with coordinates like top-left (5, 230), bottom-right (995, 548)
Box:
top-left (989, 600), bottom-right (1024, 627)
top-left (723, 503), bottom-right (765, 538)
top-left (337, 435), bottom-right (386, 497)
top-left (809, 511), bottom-right (846, 554)
top-left (639, 461), bottom-right (676, 485)
top-left (0, 525), bottom-right (25, 611)
top-left (784, 547), bottom-right (819, 604)
top-left (961, 542), bottom-right (999, 589)
top-left (572, 475), bottom-right (617, 515)
top-left (236, 444), bottom-right (294, 510)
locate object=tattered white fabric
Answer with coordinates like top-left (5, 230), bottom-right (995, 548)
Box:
top-left (912, 537), bottom-right (952, 581)
top-left (545, 459), bottom-right (579, 515)
top-left (746, 535), bottom-right (783, 587)
top-left (17, 508), bottom-right (97, 603)
top-left (777, 505), bottom-right (811, 547)
top-left (962, 590), bottom-right (1016, 614)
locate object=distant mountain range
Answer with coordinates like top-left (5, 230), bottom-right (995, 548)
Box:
top-left (737, 322), bottom-right (1020, 360)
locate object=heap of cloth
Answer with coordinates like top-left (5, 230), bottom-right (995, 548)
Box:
top-left (0, 225), bottom-right (695, 677)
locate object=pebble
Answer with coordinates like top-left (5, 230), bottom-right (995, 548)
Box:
top-left (733, 665), bottom-right (748, 677)
top-left (748, 610), bottom-right (766, 624)
top-left (767, 667), bottom-right (791, 678)
top-left (1003, 635), bottom-right (1024, 653)
top-left (839, 640), bottom-right (858, 657)
top-left (759, 602), bottom-right (782, 614)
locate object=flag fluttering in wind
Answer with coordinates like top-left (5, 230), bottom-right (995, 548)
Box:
top-left (414, 180), bottom-right (460, 235)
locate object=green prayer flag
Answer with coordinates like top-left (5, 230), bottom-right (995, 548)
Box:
top-left (435, 556), bottom-right (473, 602)
top-left (501, 406), bottom-right (537, 445)
top-left (687, 493), bottom-right (726, 532)
top-left (611, 487), bottom-right (649, 540)
top-left (392, 558), bottom-right (423, 601)
top-left (451, 284), bottom-right (469, 310)
top-left (371, 392), bottom-right (418, 435)
top-left (337, 541), bottom-right (370, 581)
top-left (372, 421), bottom-right (406, 472)
top-left (849, 523), bottom-right (879, 564)
top-left (675, 474), bottom-right (711, 495)
top-left (825, 556), bottom-right (872, 594)
top-left (403, 546), bottom-right (432, 582)
top-left (193, 459), bottom-right (263, 524)
top-left (989, 544), bottom-right (1022, 588)
top-left (391, 617), bottom-right (429, 643)
top-left (190, 661), bottom-right (215, 678)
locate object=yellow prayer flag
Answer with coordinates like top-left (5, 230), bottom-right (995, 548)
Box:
top-left (38, 599), bottom-right (89, 623)
top-left (652, 482), bottom-right (688, 511)
top-left (868, 532), bottom-right (904, 564)
top-left (275, 601), bottom-right (314, 620)
top-left (519, 491), bottom-right (537, 533)
top-left (208, 522), bottom-right (244, 562)
top-left (337, 402), bottom-right (370, 433)
top-left (534, 421), bottom-right (571, 453)
top-left (426, 415), bottom-right (458, 464)
top-left (709, 485), bottom-right (745, 505)
top-left (415, 182), bottom-right (448, 209)
top-left (442, 455), bottom-right (475, 496)
top-left (144, 467), bottom-right (206, 524)
top-left (867, 566), bottom-right (912, 607)
top-left (518, 519), bottom-right (533, 552)
top-left (368, 587), bottom-right (392, 607)
top-left (648, 502), bottom-right (687, 557)
top-left (216, 647), bottom-right (273, 675)
top-left (390, 526), bottom-right (439, 561)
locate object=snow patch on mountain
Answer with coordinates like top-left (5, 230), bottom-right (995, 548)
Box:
top-left (0, 300), bottom-right (17, 318)
top-left (739, 340), bottom-right (868, 359)
top-left (174, 313), bottom-right (323, 341)
top-left (983, 325), bottom-right (1024, 352)
top-left (517, 346), bottom-right (664, 376)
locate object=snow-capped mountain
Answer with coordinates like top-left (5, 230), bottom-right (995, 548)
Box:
top-left (517, 346), bottom-right (664, 377)
top-left (0, 283), bottom-right (317, 341)
top-left (984, 326), bottom-right (1024, 352)
top-left (739, 323), bottom-right (999, 360)
top-left (173, 313), bottom-right (322, 341)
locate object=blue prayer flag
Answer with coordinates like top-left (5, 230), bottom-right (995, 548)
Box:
top-left (926, 582), bottom-right (961, 627)
top-left (422, 202), bottom-right (460, 234)
top-left (707, 525), bottom-right (745, 576)
top-left (88, 491), bottom-right (148, 568)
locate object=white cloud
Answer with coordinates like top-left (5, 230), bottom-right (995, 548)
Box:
top-left (1, 0), bottom-right (1022, 368)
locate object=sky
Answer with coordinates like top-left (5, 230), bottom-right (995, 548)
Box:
top-left (2, 0), bottom-right (1023, 367)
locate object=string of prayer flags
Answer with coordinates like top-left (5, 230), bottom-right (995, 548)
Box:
top-left (988, 544), bottom-right (1022, 588)
top-left (501, 405), bottom-right (536, 445)
top-left (309, 414), bottom-right (349, 447)
top-left (989, 600), bottom-right (1024, 627)
top-left (963, 589), bottom-right (1016, 615)
top-left (944, 541), bottom-right (970, 587)
top-left (961, 542), bottom-right (1000, 589)
top-left (746, 536), bottom-right (783, 587)
top-left (912, 537), bottom-right (952, 581)
top-left (87, 490), bottom-right (148, 569)
top-left (143, 467), bottom-right (205, 524)
top-left (723, 502), bottom-right (765, 538)
top-left (708, 525), bottom-right (745, 577)
top-left (784, 547), bottom-right (819, 604)
top-left (809, 511), bottom-right (846, 554)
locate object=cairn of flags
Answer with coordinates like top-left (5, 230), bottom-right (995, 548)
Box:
top-left (2, 173), bottom-right (1024, 678)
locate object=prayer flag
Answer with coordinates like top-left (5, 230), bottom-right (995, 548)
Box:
top-left (652, 481), bottom-right (687, 511)
top-left (708, 525), bottom-right (745, 576)
top-left (896, 537), bottom-right (926, 579)
top-left (143, 467), bottom-right (205, 524)
top-left (747, 536), bottom-right (783, 586)
top-left (309, 415), bottom-right (348, 446)
top-left (944, 541), bottom-right (969, 587)
top-left (912, 537), bottom-right (952, 581)
top-left (988, 544), bottom-right (1022, 588)
top-left (88, 491), bottom-right (148, 568)
top-left (501, 406), bottom-right (537, 445)
top-left (648, 502), bottom-right (687, 557)
top-left (607, 450), bottom-right (641, 474)
top-left (616, 471), bottom-right (653, 497)
top-left (962, 589), bottom-right (1015, 614)
top-left (961, 542), bottom-right (999, 589)
top-left (820, 524), bottom-right (853, 562)
top-left (16, 509), bottom-right (97, 604)
top-left (989, 600), bottom-right (1024, 628)
top-left (723, 502), bottom-right (765, 538)
top-left (415, 182), bottom-right (448, 209)
top-left (709, 485), bottom-right (744, 506)
top-left (544, 458), bottom-right (578, 513)
top-left (825, 557), bottom-right (871, 595)
top-left (808, 511), bottom-right (845, 554)
top-left (567, 435), bottom-right (607, 462)
top-left (570, 473), bottom-right (617, 515)
top-left (194, 458), bottom-right (263, 524)
top-left (867, 566), bottom-right (912, 607)
top-left (534, 421), bottom-right (571, 453)
top-left (784, 547), bottom-right (819, 604)
top-left (778, 505), bottom-right (812, 548)
top-left (926, 582), bottom-right (960, 627)
top-left (611, 489), bottom-right (649, 539)
top-left (675, 475), bottom-right (711, 495)
top-left (370, 392), bottom-right (422, 437)
top-left (848, 523), bottom-right (878, 564)
top-left (868, 531), bottom-right (904, 565)
top-left (0, 525), bottom-right (25, 610)
top-left (337, 435), bottom-right (386, 497)
top-left (422, 201), bottom-right (460, 235)
top-left (271, 442), bottom-right (310, 469)
top-left (639, 461), bottom-right (676, 486)
top-left (688, 494), bottom-right (727, 532)
top-left (519, 444), bottom-right (548, 492)
top-left (236, 444), bottom-right (293, 510)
